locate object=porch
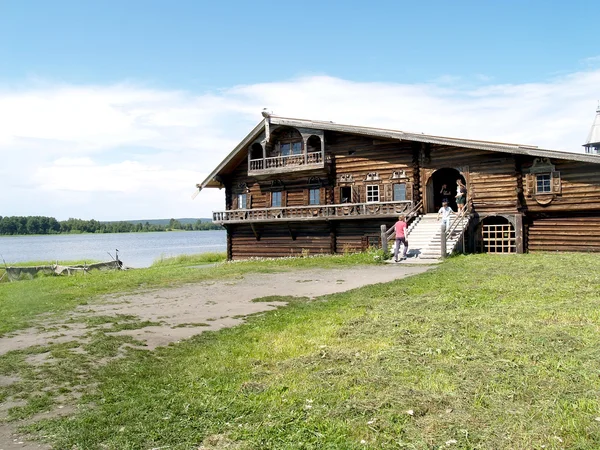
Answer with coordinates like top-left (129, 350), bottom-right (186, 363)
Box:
top-left (213, 200), bottom-right (413, 224)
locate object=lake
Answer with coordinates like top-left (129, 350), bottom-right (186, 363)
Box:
top-left (0, 230), bottom-right (227, 268)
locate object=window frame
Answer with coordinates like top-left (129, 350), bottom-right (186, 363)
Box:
top-left (340, 186), bottom-right (353, 204)
top-left (393, 183), bottom-right (407, 201)
top-left (366, 184), bottom-right (380, 203)
top-left (280, 141), bottom-right (303, 157)
top-left (237, 193), bottom-right (247, 209)
top-left (309, 188), bottom-right (320, 205)
top-left (535, 173), bottom-right (552, 194)
top-left (271, 191), bottom-right (282, 207)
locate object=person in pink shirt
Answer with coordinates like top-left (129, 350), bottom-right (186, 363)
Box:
top-left (393, 215), bottom-right (408, 262)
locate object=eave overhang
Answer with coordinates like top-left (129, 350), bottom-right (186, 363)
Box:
top-left (199, 115), bottom-right (600, 189)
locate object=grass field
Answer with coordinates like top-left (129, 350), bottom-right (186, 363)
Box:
top-left (2, 252), bottom-right (600, 449)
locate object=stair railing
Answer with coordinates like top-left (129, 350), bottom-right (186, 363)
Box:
top-left (441, 206), bottom-right (471, 257)
top-left (380, 200), bottom-right (423, 256)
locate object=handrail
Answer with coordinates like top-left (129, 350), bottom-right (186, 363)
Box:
top-left (213, 200), bottom-right (413, 223)
top-left (385, 199), bottom-right (423, 240)
top-left (445, 206), bottom-right (470, 238)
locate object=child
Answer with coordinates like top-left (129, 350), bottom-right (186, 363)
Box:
top-left (393, 215), bottom-right (408, 262)
top-left (437, 200), bottom-right (453, 228)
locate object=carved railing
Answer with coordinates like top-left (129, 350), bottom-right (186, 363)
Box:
top-left (249, 151), bottom-right (323, 173)
top-left (213, 200), bottom-right (413, 224)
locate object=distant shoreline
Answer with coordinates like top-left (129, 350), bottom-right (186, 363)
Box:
top-left (0, 229), bottom-right (225, 238)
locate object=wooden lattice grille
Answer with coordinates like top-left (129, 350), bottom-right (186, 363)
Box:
top-left (482, 223), bottom-right (516, 254)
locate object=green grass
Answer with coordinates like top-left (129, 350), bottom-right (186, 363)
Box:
top-left (0, 250), bottom-right (383, 337)
top-left (152, 251), bottom-right (227, 267)
top-left (4, 253), bottom-right (599, 449)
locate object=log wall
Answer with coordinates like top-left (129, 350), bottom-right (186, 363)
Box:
top-left (229, 222), bottom-right (331, 260)
top-left (523, 159), bottom-right (600, 213)
top-left (327, 133), bottom-right (415, 204)
top-left (425, 145), bottom-right (519, 213)
top-left (335, 220), bottom-right (395, 254)
top-left (527, 215), bottom-right (600, 252)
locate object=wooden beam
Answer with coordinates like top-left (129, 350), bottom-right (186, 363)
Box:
top-left (287, 223), bottom-right (297, 240)
top-left (250, 223), bottom-right (261, 241)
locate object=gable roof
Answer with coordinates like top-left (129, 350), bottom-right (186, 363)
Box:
top-left (199, 115), bottom-right (600, 189)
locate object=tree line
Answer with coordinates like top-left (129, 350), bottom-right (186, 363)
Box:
top-left (0, 216), bottom-right (223, 235)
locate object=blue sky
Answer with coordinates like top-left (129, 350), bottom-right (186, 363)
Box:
top-left (2, 0), bottom-right (598, 88)
top-left (1, 0), bottom-right (599, 220)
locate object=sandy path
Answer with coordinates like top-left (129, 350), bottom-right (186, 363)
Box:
top-left (0, 263), bottom-right (432, 448)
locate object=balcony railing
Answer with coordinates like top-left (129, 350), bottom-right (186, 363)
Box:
top-left (249, 151), bottom-right (324, 175)
top-left (213, 200), bottom-right (413, 224)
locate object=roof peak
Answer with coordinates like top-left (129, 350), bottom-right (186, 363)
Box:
top-left (585, 103), bottom-right (600, 146)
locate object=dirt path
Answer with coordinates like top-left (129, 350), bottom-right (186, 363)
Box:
top-left (0, 264), bottom-right (432, 449)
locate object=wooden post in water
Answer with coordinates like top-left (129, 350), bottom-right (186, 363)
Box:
top-left (440, 223), bottom-right (447, 258)
top-left (381, 224), bottom-right (388, 257)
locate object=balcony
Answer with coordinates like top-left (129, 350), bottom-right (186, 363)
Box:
top-left (213, 200), bottom-right (413, 224)
top-left (248, 151), bottom-right (324, 176)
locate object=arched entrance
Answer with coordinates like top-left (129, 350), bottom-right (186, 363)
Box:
top-left (425, 168), bottom-right (466, 213)
top-left (475, 216), bottom-right (516, 253)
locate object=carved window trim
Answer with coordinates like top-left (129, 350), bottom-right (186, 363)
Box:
top-left (365, 172), bottom-right (381, 182)
top-left (525, 158), bottom-right (561, 204)
top-left (339, 174), bottom-right (354, 184)
top-left (390, 170), bottom-right (408, 180)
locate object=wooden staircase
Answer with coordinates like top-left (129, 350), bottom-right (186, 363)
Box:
top-left (406, 213), bottom-right (470, 259)
top-left (382, 205), bottom-right (471, 260)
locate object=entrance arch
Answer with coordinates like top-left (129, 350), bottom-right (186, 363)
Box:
top-left (425, 168), bottom-right (466, 213)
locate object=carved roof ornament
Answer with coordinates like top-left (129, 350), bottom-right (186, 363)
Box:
top-left (529, 157), bottom-right (555, 174)
top-left (391, 170), bottom-right (407, 180)
top-left (365, 172), bottom-right (380, 181)
top-left (339, 174), bottom-right (354, 183)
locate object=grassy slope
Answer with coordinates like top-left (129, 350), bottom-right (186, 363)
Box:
top-left (16, 253), bottom-right (600, 449)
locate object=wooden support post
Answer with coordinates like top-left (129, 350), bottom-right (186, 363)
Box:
top-left (381, 224), bottom-right (388, 257)
top-left (250, 223), bottom-right (260, 241)
top-left (330, 222), bottom-right (336, 254)
top-left (226, 225), bottom-right (233, 261)
top-left (440, 223), bottom-right (447, 258)
top-left (515, 214), bottom-right (524, 253)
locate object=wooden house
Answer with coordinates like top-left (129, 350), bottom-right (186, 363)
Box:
top-left (197, 112), bottom-right (600, 260)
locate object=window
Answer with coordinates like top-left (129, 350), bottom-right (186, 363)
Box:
top-left (366, 185), bottom-right (380, 202)
top-left (340, 186), bottom-right (352, 203)
top-left (536, 174), bottom-right (551, 194)
top-left (309, 188), bottom-right (320, 205)
top-left (280, 142), bottom-right (302, 156)
top-left (272, 191), bottom-right (282, 207)
top-left (238, 194), bottom-right (247, 209)
top-left (393, 183), bottom-right (406, 201)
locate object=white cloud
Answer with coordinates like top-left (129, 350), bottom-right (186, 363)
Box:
top-left (1, 70), bottom-right (599, 220)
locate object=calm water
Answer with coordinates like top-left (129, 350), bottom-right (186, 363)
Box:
top-left (0, 230), bottom-right (227, 268)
